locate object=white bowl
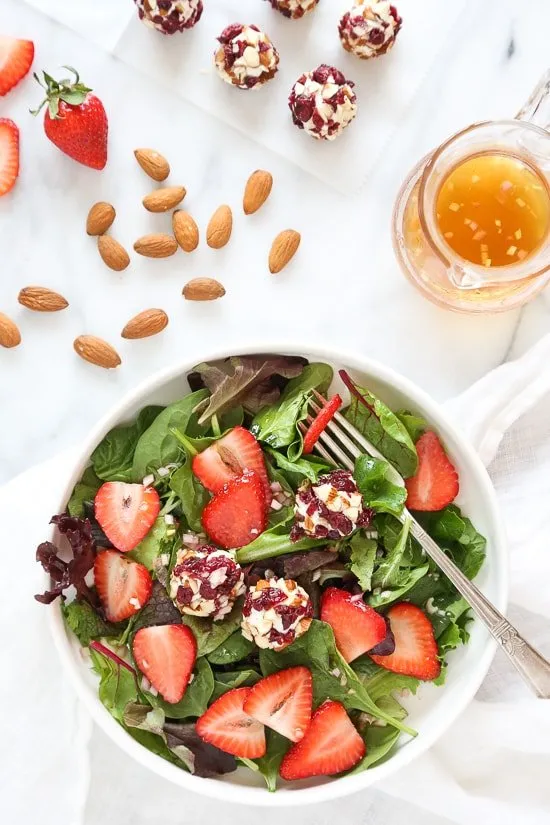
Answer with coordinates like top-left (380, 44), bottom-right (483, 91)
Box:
top-left (46, 344), bottom-right (507, 807)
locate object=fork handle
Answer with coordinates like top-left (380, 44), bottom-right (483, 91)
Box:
top-left (409, 515), bottom-right (550, 698)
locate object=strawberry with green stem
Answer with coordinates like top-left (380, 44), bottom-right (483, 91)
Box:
top-left (31, 66), bottom-right (108, 170)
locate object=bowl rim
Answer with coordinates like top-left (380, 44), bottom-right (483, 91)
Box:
top-left (46, 341), bottom-right (508, 807)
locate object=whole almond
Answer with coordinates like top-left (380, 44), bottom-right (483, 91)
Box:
top-left (134, 148), bottom-right (170, 182)
top-left (73, 335), bottom-right (121, 369)
top-left (86, 201), bottom-right (116, 235)
top-left (182, 278), bottom-right (226, 301)
top-left (18, 286), bottom-right (69, 312)
top-left (143, 186), bottom-right (186, 213)
top-left (122, 309), bottom-right (169, 339)
top-left (134, 234), bottom-right (178, 258)
top-left (207, 205), bottom-right (233, 249)
top-left (173, 209), bottom-right (199, 252)
top-left (98, 236), bottom-right (131, 271)
top-left (269, 229), bottom-right (301, 274)
top-left (243, 170), bottom-right (273, 215)
top-left (0, 312), bottom-right (21, 348)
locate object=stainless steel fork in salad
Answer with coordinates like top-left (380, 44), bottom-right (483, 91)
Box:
top-left (301, 390), bottom-right (550, 699)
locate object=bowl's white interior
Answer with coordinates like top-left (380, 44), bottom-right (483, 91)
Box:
top-left (47, 344), bottom-right (507, 807)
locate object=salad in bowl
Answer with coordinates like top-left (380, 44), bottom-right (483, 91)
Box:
top-left (35, 352), bottom-right (499, 798)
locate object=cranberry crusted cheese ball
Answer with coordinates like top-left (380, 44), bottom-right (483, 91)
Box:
top-left (339, 1), bottom-right (402, 60)
top-left (134, 0), bottom-right (203, 34)
top-left (288, 65), bottom-right (357, 141)
top-left (214, 24), bottom-right (279, 90)
top-left (291, 469), bottom-right (373, 541)
top-left (267, 0), bottom-right (320, 20)
top-left (242, 578), bottom-right (313, 651)
top-left (169, 544), bottom-right (245, 620)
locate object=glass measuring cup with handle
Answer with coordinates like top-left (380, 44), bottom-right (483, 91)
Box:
top-left (393, 71), bottom-right (550, 313)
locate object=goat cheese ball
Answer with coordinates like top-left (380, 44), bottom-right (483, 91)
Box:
top-left (214, 23), bottom-right (280, 90)
top-left (266, 0), bottom-right (320, 19)
top-left (291, 469), bottom-right (373, 541)
top-left (241, 578), bottom-right (313, 650)
top-left (134, 0), bottom-right (203, 34)
top-left (288, 65), bottom-right (357, 141)
top-left (170, 545), bottom-right (245, 620)
top-left (338, 1), bottom-right (402, 60)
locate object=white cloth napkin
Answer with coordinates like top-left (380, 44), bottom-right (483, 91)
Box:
top-left (2, 335), bottom-right (550, 825)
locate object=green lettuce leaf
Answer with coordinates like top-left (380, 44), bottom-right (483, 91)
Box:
top-left (62, 599), bottom-right (122, 646)
top-left (67, 466), bottom-right (102, 518)
top-left (235, 519), bottom-right (326, 564)
top-left (143, 657), bottom-right (214, 719)
top-left (207, 631), bottom-right (255, 666)
top-left (395, 410), bottom-right (428, 443)
top-left (180, 600), bottom-right (244, 657)
top-left (348, 532), bottom-right (378, 591)
top-left (252, 731), bottom-right (290, 792)
top-left (354, 454), bottom-right (407, 517)
top-left (128, 514), bottom-right (178, 570)
top-left (211, 668), bottom-right (261, 701)
top-left (91, 406), bottom-right (164, 482)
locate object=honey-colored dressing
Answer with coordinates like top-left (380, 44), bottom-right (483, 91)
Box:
top-left (436, 153), bottom-right (550, 267)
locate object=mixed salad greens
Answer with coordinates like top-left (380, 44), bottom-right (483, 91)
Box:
top-left (35, 355), bottom-right (486, 789)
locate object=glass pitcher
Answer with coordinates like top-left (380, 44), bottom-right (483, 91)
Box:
top-left (392, 71), bottom-right (550, 313)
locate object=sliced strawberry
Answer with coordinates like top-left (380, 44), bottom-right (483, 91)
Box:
top-left (320, 587), bottom-right (387, 663)
top-left (196, 687), bottom-right (266, 759)
top-left (405, 431), bottom-right (459, 511)
top-left (0, 119), bottom-right (19, 196)
top-left (0, 36), bottom-right (34, 96)
top-left (243, 667), bottom-right (312, 743)
top-left (192, 426), bottom-right (271, 506)
top-left (370, 602), bottom-right (440, 680)
top-left (94, 482), bottom-right (160, 553)
top-left (279, 700), bottom-right (365, 780)
top-left (201, 471), bottom-right (267, 549)
top-left (302, 394), bottom-right (342, 454)
top-left (94, 549), bottom-right (152, 622)
top-left (132, 624), bottom-right (197, 705)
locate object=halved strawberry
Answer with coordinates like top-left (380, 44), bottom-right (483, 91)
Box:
top-left (0, 36), bottom-right (34, 96)
top-left (94, 482), bottom-right (160, 553)
top-left (302, 394), bottom-right (342, 454)
top-left (132, 624), bottom-right (197, 705)
top-left (0, 119), bottom-right (19, 196)
top-left (370, 602), bottom-right (440, 680)
top-left (279, 700), bottom-right (365, 780)
top-left (196, 687), bottom-right (266, 759)
top-left (243, 667), bottom-right (312, 743)
top-left (320, 587), bottom-right (387, 663)
top-left (405, 431), bottom-right (459, 511)
top-left (201, 471), bottom-right (267, 549)
top-left (192, 426), bottom-right (271, 506)
top-left (94, 549), bottom-right (152, 622)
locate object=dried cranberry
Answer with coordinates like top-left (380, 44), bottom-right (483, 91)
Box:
top-left (269, 627), bottom-right (293, 646)
top-left (357, 507), bottom-right (374, 528)
top-left (332, 89), bottom-right (347, 106)
top-left (177, 586), bottom-right (193, 605)
top-left (390, 5), bottom-right (402, 29)
top-left (249, 24), bottom-right (260, 32)
top-left (245, 587), bottom-right (286, 614)
top-left (368, 27), bottom-right (386, 46)
top-left (312, 110), bottom-right (325, 133)
top-left (224, 44), bottom-right (236, 68)
top-left (327, 512), bottom-right (353, 536)
top-left (200, 581), bottom-right (217, 600)
top-left (323, 470), bottom-right (357, 495)
top-left (157, 0), bottom-right (171, 10)
top-left (313, 524), bottom-right (329, 539)
top-left (244, 76), bottom-right (259, 89)
top-left (276, 604), bottom-right (304, 630)
top-left (290, 524), bottom-right (305, 542)
top-left (218, 23), bottom-right (244, 44)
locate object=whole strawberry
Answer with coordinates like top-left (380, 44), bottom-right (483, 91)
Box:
top-left (32, 67), bottom-right (108, 170)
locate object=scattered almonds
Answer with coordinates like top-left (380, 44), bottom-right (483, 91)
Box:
top-left (173, 209), bottom-right (199, 252)
top-left (73, 335), bottom-right (121, 369)
top-left (134, 233), bottom-right (178, 258)
top-left (269, 229), bottom-right (301, 273)
top-left (18, 286), bottom-right (69, 312)
top-left (97, 235), bottom-right (131, 271)
top-left (207, 205), bottom-right (233, 249)
top-left (143, 186), bottom-right (186, 213)
top-left (134, 148), bottom-right (170, 182)
top-left (86, 201), bottom-right (116, 236)
top-left (182, 278), bottom-right (226, 301)
top-left (122, 308), bottom-right (169, 339)
top-left (0, 312), bottom-right (21, 348)
top-left (243, 170), bottom-right (273, 215)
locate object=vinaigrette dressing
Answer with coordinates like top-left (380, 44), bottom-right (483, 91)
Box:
top-left (435, 153), bottom-right (550, 267)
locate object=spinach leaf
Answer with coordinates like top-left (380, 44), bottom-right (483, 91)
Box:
top-left (236, 520), bottom-right (326, 565)
top-left (67, 466), bottom-right (102, 518)
top-left (352, 657), bottom-right (419, 700)
top-left (191, 356), bottom-right (306, 424)
top-left (128, 515), bottom-right (178, 570)
top-left (92, 406), bottom-right (164, 482)
top-left (354, 455), bottom-right (407, 517)
top-left (62, 599), bottom-right (122, 646)
top-left (369, 565), bottom-right (429, 608)
top-left (211, 669), bottom-right (261, 701)
top-left (251, 363), bottom-right (333, 451)
top-left (207, 631), bottom-right (255, 666)
top-left (395, 410), bottom-right (428, 444)
top-left (90, 647), bottom-right (139, 723)
top-left (180, 600), bottom-right (244, 657)
top-left (132, 390), bottom-right (209, 480)
top-left (342, 373), bottom-right (417, 478)
top-left (348, 533), bottom-right (377, 591)
top-left (266, 447), bottom-right (331, 486)
top-left (260, 621), bottom-right (414, 734)
top-left (169, 458), bottom-right (210, 533)
top-left (253, 731), bottom-right (289, 792)
top-left (350, 725), bottom-right (401, 774)
top-left (143, 657), bottom-right (214, 719)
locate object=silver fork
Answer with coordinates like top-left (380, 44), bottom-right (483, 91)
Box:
top-left (299, 389), bottom-right (550, 699)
